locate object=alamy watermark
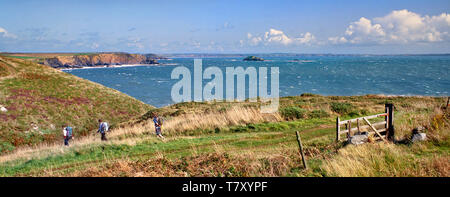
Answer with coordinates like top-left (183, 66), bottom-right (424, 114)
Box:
top-left (171, 59), bottom-right (279, 113)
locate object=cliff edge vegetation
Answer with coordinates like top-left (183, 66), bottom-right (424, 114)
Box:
top-left (0, 55), bottom-right (153, 153)
top-left (0, 93), bottom-right (447, 177)
top-left (0, 52), bottom-right (163, 68)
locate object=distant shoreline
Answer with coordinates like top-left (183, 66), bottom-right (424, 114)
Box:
top-left (59, 63), bottom-right (177, 71)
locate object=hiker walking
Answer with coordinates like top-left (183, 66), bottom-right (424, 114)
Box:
top-left (63, 124), bottom-right (73, 146)
top-left (153, 113), bottom-right (164, 139)
top-left (97, 119), bottom-right (109, 141)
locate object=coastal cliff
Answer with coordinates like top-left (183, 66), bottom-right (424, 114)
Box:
top-left (43, 53), bottom-right (159, 68)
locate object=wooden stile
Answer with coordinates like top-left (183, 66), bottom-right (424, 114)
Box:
top-left (336, 104), bottom-right (394, 142)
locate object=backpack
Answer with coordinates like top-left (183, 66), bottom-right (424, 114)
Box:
top-left (66, 126), bottom-right (73, 137)
top-left (102, 122), bottom-right (109, 132)
top-left (157, 117), bottom-right (163, 126)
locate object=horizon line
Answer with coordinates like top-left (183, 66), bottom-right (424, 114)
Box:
top-left (1, 51), bottom-right (450, 56)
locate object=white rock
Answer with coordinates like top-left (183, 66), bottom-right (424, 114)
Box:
top-left (348, 134), bottom-right (369, 145)
top-left (0, 106), bottom-right (7, 112)
top-left (411, 133), bottom-right (427, 142)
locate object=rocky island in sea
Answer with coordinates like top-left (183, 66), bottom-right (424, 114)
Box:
top-left (243, 56), bottom-right (264, 61)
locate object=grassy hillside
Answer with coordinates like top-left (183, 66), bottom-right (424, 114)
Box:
top-left (0, 56), bottom-right (153, 153)
top-left (0, 53), bottom-right (88, 65)
top-left (0, 94), bottom-right (447, 177)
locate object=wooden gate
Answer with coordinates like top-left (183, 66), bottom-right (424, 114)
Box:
top-left (336, 104), bottom-right (394, 142)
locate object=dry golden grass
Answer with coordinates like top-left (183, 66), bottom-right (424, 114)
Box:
top-left (0, 106), bottom-right (281, 163)
top-left (396, 106), bottom-right (449, 140)
top-left (56, 149), bottom-right (299, 177)
top-left (321, 142), bottom-right (449, 177)
top-left (321, 106), bottom-right (449, 177)
top-left (2, 93), bottom-right (448, 177)
top-left (160, 106), bottom-right (282, 134)
top-left (108, 106), bottom-right (281, 139)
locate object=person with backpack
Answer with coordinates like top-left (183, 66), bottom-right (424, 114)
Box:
top-left (97, 119), bottom-right (109, 141)
top-left (153, 113), bottom-right (164, 139)
top-left (63, 124), bottom-right (73, 146)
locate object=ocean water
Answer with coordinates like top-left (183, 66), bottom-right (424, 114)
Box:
top-left (63, 55), bottom-right (450, 107)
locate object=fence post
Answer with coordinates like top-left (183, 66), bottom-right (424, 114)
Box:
top-left (296, 131), bottom-right (308, 169)
top-left (385, 105), bottom-right (389, 135)
top-left (385, 103), bottom-right (395, 141)
top-left (336, 117), bottom-right (340, 142)
top-left (347, 120), bottom-right (352, 139)
top-left (447, 97), bottom-right (449, 109)
top-left (357, 119), bottom-right (360, 134)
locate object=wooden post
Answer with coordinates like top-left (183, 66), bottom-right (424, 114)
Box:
top-left (385, 105), bottom-right (389, 129)
top-left (384, 105), bottom-right (389, 136)
top-left (347, 120), bottom-right (352, 139)
top-left (296, 131), bottom-right (308, 169)
top-left (446, 97), bottom-right (449, 109)
top-left (336, 117), bottom-right (340, 141)
top-left (357, 119), bottom-right (360, 134)
top-left (385, 104), bottom-right (395, 141)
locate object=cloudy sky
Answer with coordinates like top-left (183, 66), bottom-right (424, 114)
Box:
top-left (0, 0), bottom-right (449, 54)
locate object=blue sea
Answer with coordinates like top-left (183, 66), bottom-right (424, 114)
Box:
top-left (63, 55), bottom-right (450, 108)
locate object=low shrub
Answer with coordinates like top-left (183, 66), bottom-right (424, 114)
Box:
top-left (309, 110), bottom-right (329, 118)
top-left (171, 109), bottom-right (185, 116)
top-left (280, 107), bottom-right (307, 120)
top-left (359, 109), bottom-right (370, 116)
top-left (0, 140), bottom-right (15, 153)
top-left (347, 111), bottom-right (360, 117)
top-left (301, 93), bottom-right (319, 97)
top-left (330, 102), bottom-right (354, 115)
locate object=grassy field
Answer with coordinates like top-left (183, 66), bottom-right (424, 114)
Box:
top-left (0, 55), bottom-right (153, 154)
top-left (0, 91), bottom-right (448, 177)
top-left (0, 53), bottom-right (97, 58)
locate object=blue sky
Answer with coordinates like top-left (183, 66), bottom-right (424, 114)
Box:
top-left (0, 0), bottom-right (449, 54)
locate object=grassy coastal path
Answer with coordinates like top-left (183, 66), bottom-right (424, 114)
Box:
top-left (0, 55), bottom-right (152, 153)
top-left (0, 89), bottom-right (448, 176)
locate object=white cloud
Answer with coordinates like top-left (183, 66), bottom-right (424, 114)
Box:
top-left (330, 9), bottom-right (450, 44)
top-left (328, 36), bottom-right (348, 44)
top-left (264, 28), bottom-right (293, 45)
top-left (244, 28), bottom-right (316, 46)
top-left (247, 33), bottom-right (263, 45)
top-left (295, 32), bottom-right (316, 44)
top-left (0, 27), bottom-right (17, 39)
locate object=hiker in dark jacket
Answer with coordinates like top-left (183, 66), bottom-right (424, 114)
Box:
top-left (97, 119), bottom-right (109, 141)
top-left (63, 124), bottom-right (73, 146)
top-left (153, 113), bottom-right (164, 139)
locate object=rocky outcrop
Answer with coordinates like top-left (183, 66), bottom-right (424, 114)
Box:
top-left (411, 133), bottom-right (427, 142)
top-left (243, 56), bottom-right (264, 61)
top-left (43, 53), bottom-right (159, 68)
top-left (144, 53), bottom-right (167, 60)
top-left (411, 126), bottom-right (427, 143)
top-left (348, 133), bottom-right (369, 145)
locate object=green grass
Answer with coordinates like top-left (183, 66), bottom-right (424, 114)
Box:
top-left (0, 56), bottom-right (152, 153)
top-left (3, 56), bottom-right (39, 60)
top-left (0, 95), bottom-right (447, 176)
top-left (0, 117), bottom-right (335, 176)
top-left (0, 55), bottom-right (447, 176)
